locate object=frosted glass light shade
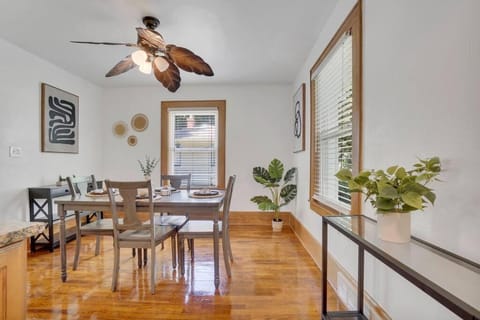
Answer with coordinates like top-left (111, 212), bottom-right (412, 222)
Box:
top-left (154, 56), bottom-right (169, 72)
top-left (139, 62), bottom-right (152, 74)
top-left (131, 50), bottom-right (148, 65)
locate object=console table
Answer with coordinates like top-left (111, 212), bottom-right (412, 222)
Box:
top-left (321, 215), bottom-right (480, 320)
top-left (28, 181), bottom-right (101, 252)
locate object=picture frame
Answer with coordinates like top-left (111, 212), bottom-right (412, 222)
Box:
top-left (41, 83), bottom-right (79, 153)
top-left (293, 83), bottom-right (305, 153)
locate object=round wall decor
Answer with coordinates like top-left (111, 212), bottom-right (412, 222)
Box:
top-left (112, 121), bottom-right (128, 137)
top-left (131, 113), bottom-right (149, 132)
top-left (127, 135), bottom-right (138, 146)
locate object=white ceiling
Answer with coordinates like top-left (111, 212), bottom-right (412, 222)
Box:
top-left (0, 0), bottom-right (336, 88)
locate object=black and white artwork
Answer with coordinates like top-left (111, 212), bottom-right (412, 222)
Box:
top-left (293, 83), bottom-right (305, 153)
top-left (41, 83), bottom-right (79, 153)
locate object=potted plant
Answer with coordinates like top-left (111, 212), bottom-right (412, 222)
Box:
top-left (138, 155), bottom-right (159, 180)
top-left (250, 158), bottom-right (297, 231)
top-left (335, 156), bottom-right (441, 243)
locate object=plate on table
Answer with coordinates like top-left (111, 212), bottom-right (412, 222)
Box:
top-left (86, 189), bottom-right (108, 197)
top-left (190, 190), bottom-right (221, 198)
top-left (87, 189), bottom-right (118, 197)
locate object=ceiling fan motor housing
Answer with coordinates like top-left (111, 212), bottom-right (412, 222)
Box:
top-left (142, 16), bottom-right (160, 30)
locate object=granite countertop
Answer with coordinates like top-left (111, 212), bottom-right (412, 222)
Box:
top-left (0, 221), bottom-right (45, 248)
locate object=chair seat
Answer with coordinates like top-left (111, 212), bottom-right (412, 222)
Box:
top-left (178, 220), bottom-right (223, 236)
top-left (154, 215), bottom-right (188, 228)
top-left (118, 225), bottom-right (176, 242)
top-left (79, 218), bottom-right (124, 235)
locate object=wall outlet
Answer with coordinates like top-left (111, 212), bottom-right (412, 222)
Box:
top-left (9, 146), bottom-right (22, 157)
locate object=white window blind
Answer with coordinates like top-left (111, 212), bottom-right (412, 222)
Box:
top-left (312, 31), bottom-right (353, 212)
top-left (167, 108), bottom-right (218, 187)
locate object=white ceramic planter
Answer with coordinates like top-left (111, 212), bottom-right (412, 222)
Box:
top-left (376, 211), bottom-right (411, 243)
top-left (272, 219), bottom-right (283, 232)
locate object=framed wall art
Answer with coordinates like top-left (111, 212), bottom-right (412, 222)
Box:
top-left (293, 83), bottom-right (305, 153)
top-left (41, 83), bottom-right (79, 153)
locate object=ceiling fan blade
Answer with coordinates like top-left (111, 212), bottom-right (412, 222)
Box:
top-left (105, 55), bottom-right (136, 77)
top-left (166, 45), bottom-right (214, 76)
top-left (136, 28), bottom-right (166, 53)
top-left (71, 41), bottom-right (136, 47)
top-left (153, 57), bottom-right (180, 92)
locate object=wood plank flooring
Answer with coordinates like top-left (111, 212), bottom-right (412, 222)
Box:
top-left (26, 225), bottom-right (344, 319)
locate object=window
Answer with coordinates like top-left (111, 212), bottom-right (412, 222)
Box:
top-left (161, 100), bottom-right (226, 188)
top-left (310, 3), bottom-right (362, 215)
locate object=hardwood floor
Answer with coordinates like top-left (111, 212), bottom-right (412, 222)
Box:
top-left (26, 225), bottom-right (343, 319)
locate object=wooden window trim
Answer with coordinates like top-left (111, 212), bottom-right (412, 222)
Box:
top-left (309, 1), bottom-right (363, 215)
top-left (161, 100), bottom-right (226, 189)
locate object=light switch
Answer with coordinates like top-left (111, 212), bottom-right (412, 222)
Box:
top-left (9, 146), bottom-right (22, 157)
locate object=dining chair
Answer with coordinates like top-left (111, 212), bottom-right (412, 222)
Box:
top-left (155, 173), bottom-right (191, 236)
top-left (67, 175), bottom-right (114, 270)
top-left (160, 173), bottom-right (191, 191)
top-left (177, 175), bottom-right (236, 277)
top-left (105, 179), bottom-right (177, 294)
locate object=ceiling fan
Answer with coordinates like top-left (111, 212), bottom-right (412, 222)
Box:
top-left (71, 16), bottom-right (213, 92)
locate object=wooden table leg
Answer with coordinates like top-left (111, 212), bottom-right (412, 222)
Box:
top-left (58, 203), bottom-right (67, 282)
top-left (213, 217), bottom-right (220, 288)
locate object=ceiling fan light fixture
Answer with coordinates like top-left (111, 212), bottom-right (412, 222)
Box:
top-left (139, 62), bottom-right (152, 74)
top-left (131, 49), bottom-right (148, 65)
top-left (155, 56), bottom-right (169, 72)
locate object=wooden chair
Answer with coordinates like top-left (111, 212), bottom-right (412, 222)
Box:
top-left (67, 175), bottom-right (113, 270)
top-left (154, 173), bottom-right (191, 230)
top-left (177, 175), bottom-right (236, 277)
top-left (161, 173), bottom-right (191, 191)
top-left (105, 179), bottom-right (176, 294)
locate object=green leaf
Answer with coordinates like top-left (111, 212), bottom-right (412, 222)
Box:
top-left (359, 170), bottom-right (372, 177)
top-left (403, 182), bottom-right (430, 195)
top-left (253, 166), bottom-right (270, 181)
top-left (284, 168), bottom-right (296, 183)
top-left (375, 198), bottom-right (395, 211)
top-left (386, 166), bottom-right (398, 175)
top-left (250, 196), bottom-right (276, 211)
top-left (348, 180), bottom-right (362, 192)
top-left (395, 167), bottom-right (407, 179)
top-left (425, 191), bottom-right (436, 205)
top-left (335, 168), bottom-right (352, 181)
top-left (280, 185), bottom-right (297, 205)
top-left (401, 192), bottom-right (423, 209)
top-left (378, 184), bottom-right (398, 199)
top-left (268, 159), bottom-right (284, 181)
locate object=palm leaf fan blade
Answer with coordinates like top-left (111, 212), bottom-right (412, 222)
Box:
top-left (153, 57), bottom-right (181, 92)
top-left (136, 28), bottom-right (166, 52)
top-left (166, 45), bottom-right (214, 76)
top-left (70, 41), bottom-right (136, 46)
top-left (105, 55), bottom-right (136, 77)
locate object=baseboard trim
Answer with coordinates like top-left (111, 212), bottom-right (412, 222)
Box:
top-left (229, 211), bottom-right (290, 226)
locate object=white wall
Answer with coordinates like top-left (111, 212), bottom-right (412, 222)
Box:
top-left (101, 84), bottom-right (293, 211)
top-left (0, 38), bottom-right (104, 221)
top-left (292, 0), bottom-right (480, 319)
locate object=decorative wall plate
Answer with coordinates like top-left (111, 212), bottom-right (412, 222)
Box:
top-left (112, 121), bottom-right (128, 137)
top-left (131, 113), bottom-right (149, 132)
top-left (127, 135), bottom-right (138, 146)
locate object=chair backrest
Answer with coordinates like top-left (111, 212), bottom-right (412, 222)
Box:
top-left (105, 180), bottom-right (154, 234)
top-left (222, 175), bottom-right (236, 232)
top-left (67, 175), bottom-right (97, 198)
top-left (161, 174), bottom-right (191, 191)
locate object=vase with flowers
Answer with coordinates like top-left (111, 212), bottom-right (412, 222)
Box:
top-left (138, 155), bottom-right (159, 180)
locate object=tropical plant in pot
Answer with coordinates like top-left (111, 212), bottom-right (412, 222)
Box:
top-left (335, 156), bottom-right (441, 243)
top-left (250, 159), bottom-right (297, 231)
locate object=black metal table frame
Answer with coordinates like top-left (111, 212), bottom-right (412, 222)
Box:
top-left (321, 215), bottom-right (480, 320)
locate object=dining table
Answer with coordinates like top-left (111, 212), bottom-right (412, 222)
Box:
top-left (55, 189), bottom-right (225, 288)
